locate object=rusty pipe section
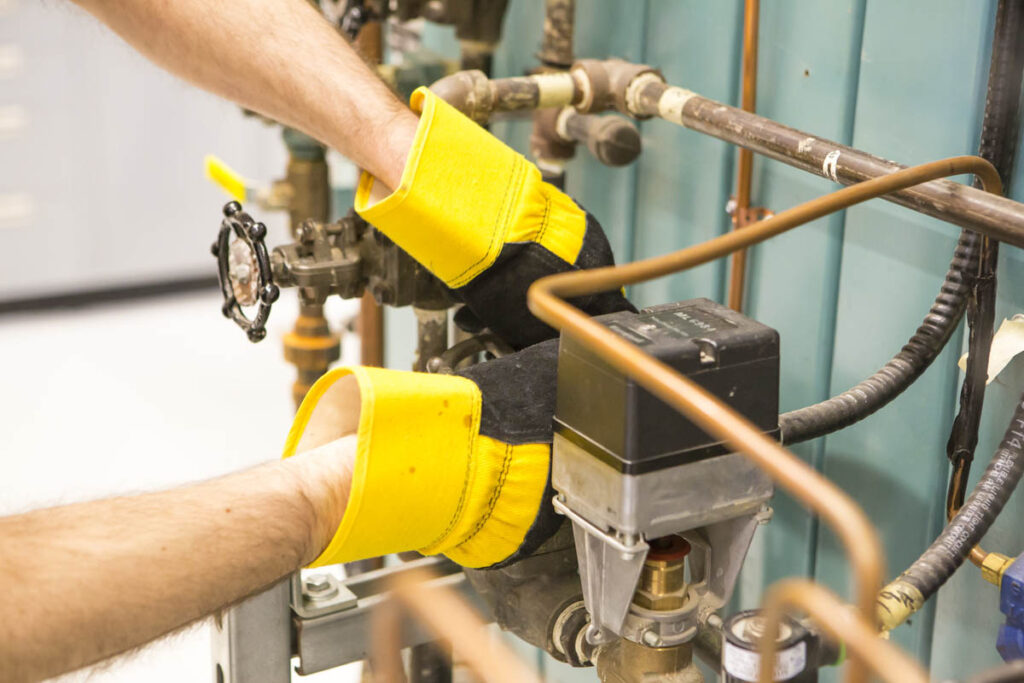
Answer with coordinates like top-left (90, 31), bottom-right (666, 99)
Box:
top-left (538, 0), bottom-right (575, 68)
top-left (626, 75), bottom-right (1024, 247)
top-left (759, 580), bottom-right (928, 683)
top-left (432, 59), bottom-right (1024, 247)
top-left (529, 156), bottom-right (1000, 683)
top-left (429, 69), bottom-right (580, 125)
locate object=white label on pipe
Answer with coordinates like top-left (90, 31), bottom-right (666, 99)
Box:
top-left (657, 87), bottom-right (697, 125)
top-left (722, 640), bottom-right (806, 682)
top-left (822, 150), bottom-right (841, 182)
top-left (536, 72), bottom-right (577, 108)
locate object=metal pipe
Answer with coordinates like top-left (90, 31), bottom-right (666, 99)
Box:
top-left (759, 580), bottom-right (928, 683)
top-left (538, 0), bottom-right (575, 68)
top-left (728, 0), bottom-right (761, 312)
top-left (631, 78), bottom-right (1024, 248)
top-left (529, 156), bottom-right (1000, 683)
top-left (431, 62), bottom-right (1024, 247)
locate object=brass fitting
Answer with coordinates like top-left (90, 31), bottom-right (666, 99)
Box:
top-left (283, 306), bottom-right (341, 407)
top-left (633, 536), bottom-right (690, 612)
top-left (981, 552), bottom-right (1015, 586)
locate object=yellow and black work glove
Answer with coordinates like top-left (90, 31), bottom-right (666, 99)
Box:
top-left (355, 87), bottom-right (634, 350)
top-left (283, 339), bottom-right (561, 568)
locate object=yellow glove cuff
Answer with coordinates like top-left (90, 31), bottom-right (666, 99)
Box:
top-left (354, 87), bottom-right (586, 289)
top-left (283, 366), bottom-right (550, 568)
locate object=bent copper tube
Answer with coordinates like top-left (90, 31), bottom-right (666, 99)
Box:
top-left (760, 579), bottom-right (928, 683)
top-left (528, 156), bottom-right (1000, 683)
top-left (374, 569), bottom-right (542, 683)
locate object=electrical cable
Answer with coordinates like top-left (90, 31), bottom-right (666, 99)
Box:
top-left (946, 0), bottom-right (1024, 523)
top-left (530, 156), bottom-right (1001, 683)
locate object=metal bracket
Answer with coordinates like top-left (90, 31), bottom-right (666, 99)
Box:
top-left (554, 496), bottom-right (649, 645)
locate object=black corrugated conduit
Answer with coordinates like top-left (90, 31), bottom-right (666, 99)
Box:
top-left (875, 0), bottom-right (1024, 631)
top-left (778, 231), bottom-right (979, 444)
top-left (879, 393), bottom-right (1024, 629)
top-left (947, 0), bottom-right (1024, 516)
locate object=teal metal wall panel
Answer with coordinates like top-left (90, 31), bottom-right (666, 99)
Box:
top-left (735, 0), bottom-right (868, 607)
top-left (629, 0), bottom-right (743, 309)
top-left (813, 0), bottom-right (995, 673)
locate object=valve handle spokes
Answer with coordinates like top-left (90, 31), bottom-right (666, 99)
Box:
top-left (212, 201), bottom-right (279, 343)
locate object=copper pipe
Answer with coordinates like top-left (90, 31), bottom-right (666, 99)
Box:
top-left (369, 598), bottom-right (407, 683)
top-left (529, 156), bottom-right (1000, 683)
top-left (759, 580), bottom-right (928, 683)
top-left (377, 569), bottom-right (542, 683)
top-left (728, 0), bottom-right (760, 312)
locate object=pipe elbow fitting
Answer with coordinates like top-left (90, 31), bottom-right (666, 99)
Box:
top-left (429, 69), bottom-right (494, 124)
top-left (570, 59), bottom-right (663, 117)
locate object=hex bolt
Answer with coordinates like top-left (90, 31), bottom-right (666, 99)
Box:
top-left (304, 573), bottom-right (339, 601)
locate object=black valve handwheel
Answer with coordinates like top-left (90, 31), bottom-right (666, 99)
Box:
top-left (212, 201), bottom-right (279, 343)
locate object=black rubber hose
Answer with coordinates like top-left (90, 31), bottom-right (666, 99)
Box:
top-left (779, 229), bottom-right (978, 444)
top-left (897, 392), bottom-right (1024, 600)
top-left (947, 0), bottom-right (1024, 513)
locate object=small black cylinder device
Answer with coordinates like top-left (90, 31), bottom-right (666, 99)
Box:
top-left (722, 609), bottom-right (820, 683)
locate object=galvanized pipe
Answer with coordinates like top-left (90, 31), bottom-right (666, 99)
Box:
top-left (630, 78), bottom-right (1024, 248)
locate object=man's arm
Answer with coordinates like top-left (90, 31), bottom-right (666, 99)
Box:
top-left (72, 0), bottom-right (417, 190)
top-left (0, 434), bottom-right (356, 682)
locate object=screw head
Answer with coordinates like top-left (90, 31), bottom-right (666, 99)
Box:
top-left (261, 284), bottom-right (280, 304)
top-left (641, 629), bottom-right (661, 647)
top-left (249, 222), bottom-right (267, 241)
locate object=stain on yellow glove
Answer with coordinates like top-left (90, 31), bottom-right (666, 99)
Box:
top-left (282, 344), bottom-right (557, 568)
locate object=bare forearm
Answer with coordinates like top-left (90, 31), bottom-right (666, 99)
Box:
top-left (72, 0), bottom-right (416, 188)
top-left (0, 436), bottom-right (354, 682)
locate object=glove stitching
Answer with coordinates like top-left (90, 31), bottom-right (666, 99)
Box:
top-left (454, 442), bottom-right (514, 550)
top-left (535, 192), bottom-right (552, 249)
top-left (423, 383), bottom-right (481, 550)
top-left (448, 156), bottom-right (524, 289)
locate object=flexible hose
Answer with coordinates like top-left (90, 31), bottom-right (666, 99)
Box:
top-left (947, 0), bottom-right (1024, 519)
top-left (878, 393), bottom-right (1024, 629)
top-left (779, 230), bottom-right (978, 444)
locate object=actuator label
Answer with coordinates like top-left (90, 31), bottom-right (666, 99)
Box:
top-left (722, 640), bottom-right (806, 681)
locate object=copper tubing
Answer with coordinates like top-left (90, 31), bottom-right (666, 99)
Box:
top-left (728, 0), bottom-right (760, 312)
top-left (528, 156), bottom-right (1000, 682)
top-left (759, 580), bottom-right (928, 683)
top-left (374, 569), bottom-right (542, 683)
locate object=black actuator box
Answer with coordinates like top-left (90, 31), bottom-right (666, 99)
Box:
top-left (553, 298), bottom-right (780, 474)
